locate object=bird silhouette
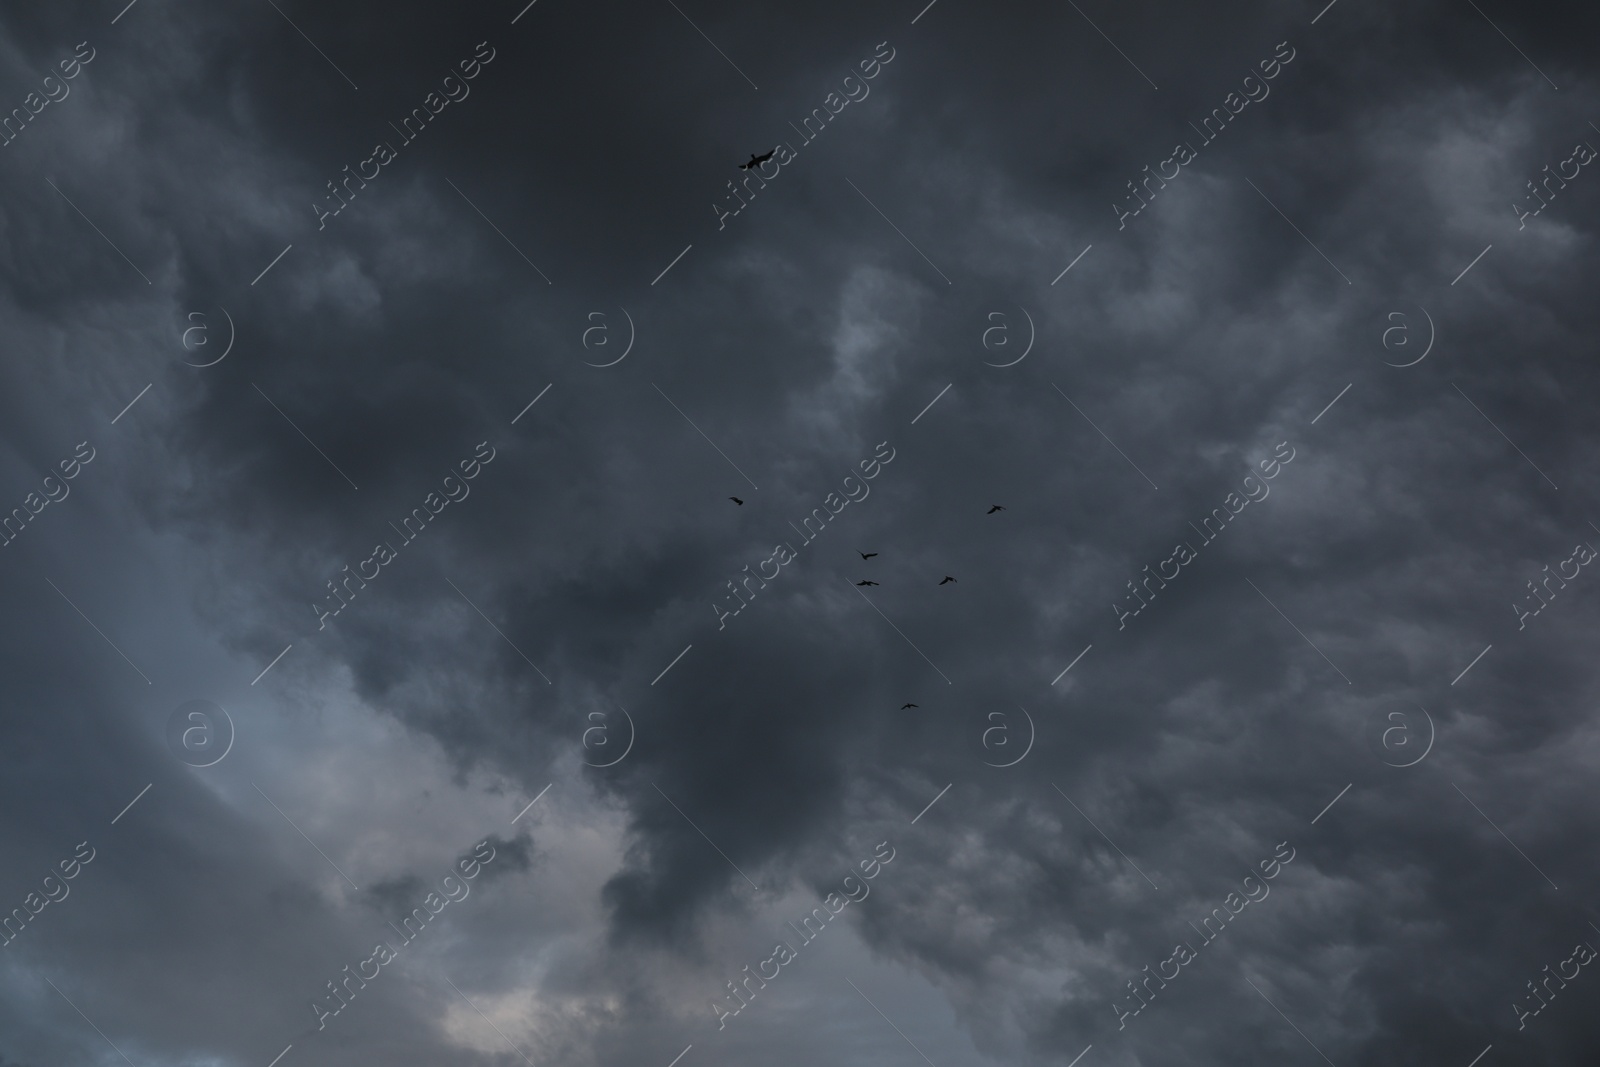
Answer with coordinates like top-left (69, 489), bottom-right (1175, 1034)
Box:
top-left (859, 551), bottom-right (878, 560)
top-left (987, 505), bottom-right (1006, 514)
top-left (939, 576), bottom-right (957, 585)
top-left (901, 703), bottom-right (919, 709)
top-left (740, 149), bottom-right (776, 170)
top-left (856, 579), bottom-right (880, 586)
top-left (729, 496), bottom-right (744, 505)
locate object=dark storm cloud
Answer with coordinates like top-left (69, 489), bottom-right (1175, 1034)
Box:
top-left (0, 1), bottom-right (1598, 1066)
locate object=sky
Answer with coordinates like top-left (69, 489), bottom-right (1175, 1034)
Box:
top-left (1, 1), bottom-right (1598, 1066)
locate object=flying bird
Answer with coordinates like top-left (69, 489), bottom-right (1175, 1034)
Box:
top-left (859, 551), bottom-right (878, 560)
top-left (856, 580), bottom-right (880, 586)
top-left (939, 576), bottom-right (957, 585)
top-left (740, 149), bottom-right (776, 170)
top-left (987, 505), bottom-right (1006, 514)
top-left (901, 703), bottom-right (919, 709)
top-left (729, 496), bottom-right (744, 505)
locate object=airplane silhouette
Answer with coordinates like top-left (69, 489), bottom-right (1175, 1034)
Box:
top-left (939, 576), bottom-right (957, 585)
top-left (901, 703), bottom-right (919, 709)
top-left (740, 149), bottom-right (776, 170)
top-left (859, 551), bottom-right (878, 560)
top-left (856, 580), bottom-right (879, 586)
top-left (987, 505), bottom-right (1006, 514)
top-left (730, 496), bottom-right (744, 505)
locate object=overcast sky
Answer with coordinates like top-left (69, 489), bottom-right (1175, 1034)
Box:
top-left (1, 1), bottom-right (1599, 1066)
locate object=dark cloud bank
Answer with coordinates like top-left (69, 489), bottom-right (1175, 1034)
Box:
top-left (1, 1), bottom-right (1599, 1066)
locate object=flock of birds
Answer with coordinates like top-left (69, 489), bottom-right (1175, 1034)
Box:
top-left (727, 494), bottom-right (1007, 711)
top-left (729, 498), bottom-right (1004, 588)
top-left (720, 308), bottom-right (1004, 710)
top-left (724, 147), bottom-right (1020, 706)
top-left (853, 506), bottom-right (1004, 584)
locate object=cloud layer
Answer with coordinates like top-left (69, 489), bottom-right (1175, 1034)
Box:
top-left (1, 2), bottom-right (1598, 1066)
